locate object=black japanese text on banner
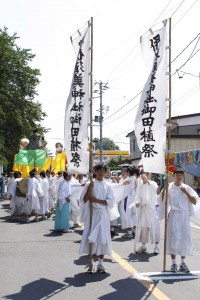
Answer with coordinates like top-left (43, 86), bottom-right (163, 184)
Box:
top-left (64, 25), bottom-right (90, 174)
top-left (134, 21), bottom-right (168, 174)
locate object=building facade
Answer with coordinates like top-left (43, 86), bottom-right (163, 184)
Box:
top-left (126, 113), bottom-right (200, 189)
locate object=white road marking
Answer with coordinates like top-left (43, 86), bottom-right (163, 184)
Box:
top-left (134, 271), bottom-right (200, 282)
top-left (190, 223), bottom-right (200, 230)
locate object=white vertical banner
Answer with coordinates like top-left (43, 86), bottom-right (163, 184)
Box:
top-left (134, 20), bottom-right (168, 174)
top-left (64, 23), bottom-right (90, 174)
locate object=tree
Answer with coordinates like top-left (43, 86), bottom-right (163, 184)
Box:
top-left (0, 27), bottom-right (48, 170)
top-left (93, 138), bottom-right (120, 151)
top-left (108, 156), bottom-right (124, 170)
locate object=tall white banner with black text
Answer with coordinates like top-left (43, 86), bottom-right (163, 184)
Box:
top-left (64, 24), bottom-right (90, 174)
top-left (134, 21), bottom-right (168, 174)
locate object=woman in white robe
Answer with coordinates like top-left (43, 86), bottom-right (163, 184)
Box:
top-left (158, 166), bottom-right (199, 273)
top-left (79, 164), bottom-right (115, 274)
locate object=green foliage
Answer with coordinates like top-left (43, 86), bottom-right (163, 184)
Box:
top-left (94, 138), bottom-right (120, 151)
top-left (0, 27), bottom-right (48, 170)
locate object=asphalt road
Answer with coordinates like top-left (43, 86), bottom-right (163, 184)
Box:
top-left (0, 198), bottom-right (200, 300)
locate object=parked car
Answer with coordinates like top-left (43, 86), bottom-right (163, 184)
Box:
top-left (111, 170), bottom-right (121, 177)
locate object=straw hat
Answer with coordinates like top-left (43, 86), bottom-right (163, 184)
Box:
top-left (17, 179), bottom-right (28, 194)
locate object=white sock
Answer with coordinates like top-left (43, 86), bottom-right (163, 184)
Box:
top-left (172, 259), bottom-right (176, 265)
top-left (142, 243), bottom-right (146, 249)
top-left (181, 258), bottom-right (185, 265)
top-left (128, 230), bottom-right (132, 235)
top-left (98, 258), bottom-right (103, 265)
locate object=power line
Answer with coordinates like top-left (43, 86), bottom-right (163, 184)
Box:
top-left (173, 35), bottom-right (200, 75)
top-left (170, 0), bottom-right (186, 18)
top-left (100, 2), bottom-right (200, 126)
top-left (177, 48), bottom-right (200, 72)
top-left (172, 0), bottom-right (199, 28)
top-left (104, 91), bottom-right (142, 121)
top-left (104, 102), bottom-right (140, 125)
top-left (171, 33), bottom-right (200, 63)
top-left (105, 1), bottom-right (182, 81)
top-left (151, 0), bottom-right (173, 26)
top-left (179, 70), bottom-right (200, 78)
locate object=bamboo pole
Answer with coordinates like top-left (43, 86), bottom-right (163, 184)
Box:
top-left (89, 17), bottom-right (94, 273)
top-left (163, 17), bottom-right (172, 272)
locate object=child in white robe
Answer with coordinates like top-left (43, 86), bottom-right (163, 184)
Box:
top-left (158, 165), bottom-right (199, 273)
top-left (79, 164), bottom-right (115, 274)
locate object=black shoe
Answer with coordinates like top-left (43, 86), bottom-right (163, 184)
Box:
top-left (111, 231), bottom-right (119, 237)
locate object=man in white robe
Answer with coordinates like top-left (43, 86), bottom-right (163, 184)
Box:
top-left (104, 166), bottom-right (120, 237)
top-left (8, 172), bottom-right (18, 217)
top-left (79, 164), bottom-right (115, 274)
top-left (158, 166), bottom-right (199, 273)
top-left (54, 172), bottom-right (72, 232)
top-left (37, 171), bottom-right (50, 220)
top-left (135, 171), bottom-right (160, 254)
top-left (46, 170), bottom-right (55, 213)
top-left (120, 167), bottom-right (137, 238)
top-left (24, 170), bottom-right (43, 222)
top-left (7, 172), bottom-right (14, 193)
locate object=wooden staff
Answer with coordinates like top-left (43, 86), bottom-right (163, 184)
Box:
top-left (88, 17), bottom-right (94, 273)
top-left (163, 17), bottom-right (172, 272)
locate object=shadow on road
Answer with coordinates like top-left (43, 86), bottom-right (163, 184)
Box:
top-left (43, 230), bottom-right (63, 237)
top-left (98, 277), bottom-right (151, 300)
top-left (162, 276), bottom-right (199, 284)
top-left (3, 278), bottom-right (69, 300)
top-left (64, 271), bottom-right (110, 287)
top-left (128, 252), bottom-right (157, 263)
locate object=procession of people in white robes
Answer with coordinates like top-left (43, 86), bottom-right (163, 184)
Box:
top-left (3, 163), bottom-right (200, 274)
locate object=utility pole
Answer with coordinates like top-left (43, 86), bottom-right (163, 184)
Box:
top-left (94, 81), bottom-right (109, 163)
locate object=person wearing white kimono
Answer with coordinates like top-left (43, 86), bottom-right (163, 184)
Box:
top-left (135, 171), bottom-right (160, 254)
top-left (7, 172), bottom-right (14, 193)
top-left (158, 166), bottom-right (199, 273)
top-left (25, 170), bottom-right (43, 222)
top-left (37, 171), bottom-right (50, 220)
top-left (46, 170), bottom-right (55, 213)
top-left (104, 166), bottom-right (120, 237)
top-left (79, 164), bottom-right (115, 274)
top-left (120, 167), bottom-right (137, 238)
top-left (8, 172), bottom-right (18, 217)
top-left (54, 171), bottom-right (63, 201)
top-left (54, 172), bottom-right (72, 232)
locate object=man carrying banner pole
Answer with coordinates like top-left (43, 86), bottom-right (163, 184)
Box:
top-left (134, 19), bottom-right (169, 271)
top-left (64, 18), bottom-right (94, 273)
